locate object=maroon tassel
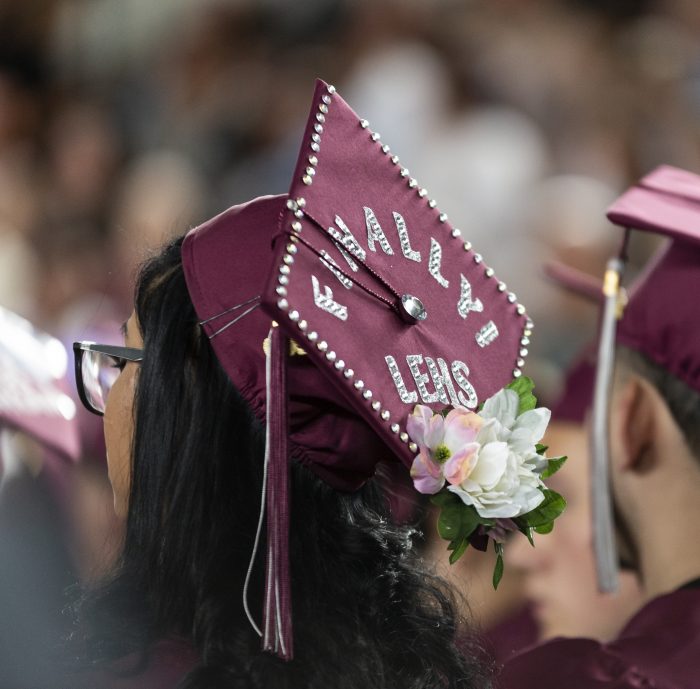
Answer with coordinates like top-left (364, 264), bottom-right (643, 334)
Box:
top-left (262, 326), bottom-right (293, 659)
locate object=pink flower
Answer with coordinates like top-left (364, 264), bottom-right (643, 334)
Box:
top-left (407, 405), bottom-right (483, 494)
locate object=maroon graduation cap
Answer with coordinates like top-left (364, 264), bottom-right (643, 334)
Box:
top-left (183, 79), bottom-right (532, 659)
top-left (591, 164), bottom-right (700, 593)
top-left (0, 306), bottom-right (80, 470)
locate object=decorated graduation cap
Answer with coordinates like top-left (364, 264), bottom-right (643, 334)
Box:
top-left (592, 164), bottom-right (700, 593)
top-left (0, 306), bottom-right (80, 469)
top-left (182, 79), bottom-right (564, 660)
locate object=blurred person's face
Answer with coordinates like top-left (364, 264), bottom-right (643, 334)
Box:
top-left (508, 421), bottom-right (643, 641)
top-left (103, 312), bottom-right (141, 517)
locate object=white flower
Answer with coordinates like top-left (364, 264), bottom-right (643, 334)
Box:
top-left (446, 388), bottom-right (551, 519)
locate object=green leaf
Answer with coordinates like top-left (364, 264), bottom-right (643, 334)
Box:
top-left (492, 553), bottom-right (504, 590)
top-left (535, 443), bottom-right (548, 455)
top-left (437, 500), bottom-right (480, 542)
top-left (520, 490), bottom-right (567, 528)
top-left (534, 521), bottom-right (554, 535)
top-left (448, 537), bottom-right (469, 564)
top-left (541, 455), bottom-right (568, 479)
top-left (430, 491), bottom-right (459, 508)
top-left (506, 376), bottom-right (537, 414)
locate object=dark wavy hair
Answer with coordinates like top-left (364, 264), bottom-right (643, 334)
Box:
top-left (69, 237), bottom-right (493, 689)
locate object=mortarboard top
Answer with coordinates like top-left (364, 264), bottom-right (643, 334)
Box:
top-left (183, 79), bottom-right (541, 659)
top-left (607, 165), bottom-right (700, 393)
top-left (0, 306), bottom-right (80, 464)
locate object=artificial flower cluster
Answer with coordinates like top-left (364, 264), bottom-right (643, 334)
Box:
top-left (407, 377), bottom-right (566, 588)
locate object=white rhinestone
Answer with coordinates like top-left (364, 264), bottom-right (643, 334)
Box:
top-left (497, 282), bottom-right (506, 292)
top-left (305, 166), bottom-right (316, 177)
top-left (507, 292), bottom-right (517, 303)
top-left (277, 298), bottom-right (288, 310)
top-left (516, 304), bottom-right (526, 315)
top-left (391, 424), bottom-right (400, 434)
top-left (298, 320), bottom-right (308, 331)
top-left (526, 318), bottom-right (534, 329)
top-left (334, 359), bottom-right (345, 370)
top-left (371, 132), bottom-right (380, 141)
top-left (382, 144), bottom-right (390, 153)
top-left (326, 350), bottom-right (336, 361)
top-left (400, 432), bottom-right (409, 442)
top-left (463, 241), bottom-right (472, 251)
top-left (317, 340), bottom-right (328, 352)
top-left (451, 228), bottom-right (461, 238)
top-left (314, 123), bottom-right (323, 134)
top-left (439, 213), bottom-right (448, 223)
top-left (327, 84), bottom-right (336, 93)
top-left (418, 188), bottom-right (427, 197)
top-left (513, 369), bottom-right (522, 378)
top-left (310, 142), bottom-right (320, 152)
top-left (295, 209), bottom-right (304, 218)
top-left (308, 155), bottom-right (318, 166)
top-left (296, 197), bottom-right (306, 208)
top-left (316, 113), bottom-right (325, 124)
top-left (391, 155), bottom-right (399, 164)
top-left (360, 119), bottom-right (369, 129)
top-left (278, 275), bottom-right (289, 285)
top-left (289, 310), bottom-right (299, 322)
top-left (371, 401), bottom-right (381, 411)
top-left (344, 368), bottom-right (354, 378)
top-left (354, 380), bottom-right (364, 390)
top-left (362, 389), bottom-right (372, 399)
top-left (283, 254), bottom-right (294, 265)
top-left (408, 178), bottom-right (417, 188)
top-left (318, 104), bottom-right (328, 115)
top-left (408, 442), bottom-right (418, 453)
top-left (286, 199), bottom-right (298, 210)
top-left (473, 253), bottom-right (482, 264)
top-left (517, 357), bottom-right (525, 367)
top-left (307, 331), bottom-right (318, 342)
top-left (520, 348), bottom-right (529, 357)
top-left (381, 410), bottom-right (390, 421)
top-left (524, 328), bottom-right (532, 337)
top-left (287, 243), bottom-right (298, 254)
top-left (311, 133), bottom-right (321, 143)
top-left (485, 267), bottom-right (495, 277)
top-left (400, 168), bottom-right (409, 178)
top-left (322, 94), bottom-right (331, 104)
top-left (302, 175), bottom-right (313, 186)
top-left (291, 221), bottom-right (302, 232)
top-left (276, 286), bottom-right (287, 296)
top-left (279, 265), bottom-right (290, 275)
top-left (521, 336), bottom-right (530, 346)
top-left (428, 199), bottom-right (437, 208)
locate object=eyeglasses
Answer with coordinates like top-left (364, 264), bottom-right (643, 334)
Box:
top-left (73, 341), bottom-right (143, 416)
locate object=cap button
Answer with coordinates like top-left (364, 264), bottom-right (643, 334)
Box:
top-left (400, 294), bottom-right (427, 323)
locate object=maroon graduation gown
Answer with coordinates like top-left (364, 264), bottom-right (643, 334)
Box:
top-left (499, 587), bottom-right (700, 689)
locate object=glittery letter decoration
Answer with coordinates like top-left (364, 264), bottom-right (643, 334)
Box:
top-left (384, 355), bottom-right (418, 403)
top-left (364, 206), bottom-right (394, 255)
top-left (311, 275), bottom-right (348, 321)
top-left (428, 238), bottom-right (449, 288)
top-left (475, 321), bottom-right (499, 348)
top-left (457, 274), bottom-right (484, 319)
top-left (424, 357), bottom-right (450, 405)
top-left (320, 250), bottom-right (353, 289)
top-left (392, 211), bottom-right (421, 262)
top-left (451, 360), bottom-right (478, 409)
top-left (439, 357), bottom-right (462, 407)
top-left (407, 354), bottom-right (440, 404)
top-left (329, 215), bottom-right (366, 271)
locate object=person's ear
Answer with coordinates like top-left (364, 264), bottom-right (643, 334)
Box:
top-left (611, 375), bottom-right (657, 474)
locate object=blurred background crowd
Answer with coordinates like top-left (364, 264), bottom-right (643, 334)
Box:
top-left (0, 0), bottom-right (698, 683)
